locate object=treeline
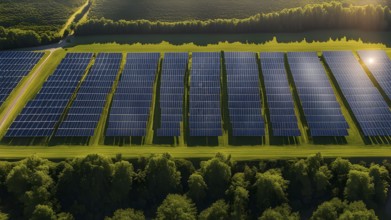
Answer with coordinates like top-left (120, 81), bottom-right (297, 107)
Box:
top-left (75, 2), bottom-right (391, 35)
top-left (0, 153), bottom-right (389, 219)
top-left (0, 27), bottom-right (60, 50)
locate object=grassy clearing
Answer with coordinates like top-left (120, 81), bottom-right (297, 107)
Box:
top-left (0, 145), bottom-right (390, 160)
top-left (88, 0), bottom-right (389, 21)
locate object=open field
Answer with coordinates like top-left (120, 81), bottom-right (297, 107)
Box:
top-left (89, 0), bottom-right (389, 21)
top-left (1, 145), bottom-right (391, 160)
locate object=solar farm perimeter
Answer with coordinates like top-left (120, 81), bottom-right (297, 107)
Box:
top-left (0, 48), bottom-right (390, 160)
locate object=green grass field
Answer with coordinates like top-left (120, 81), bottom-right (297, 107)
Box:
top-left (88, 0), bottom-right (390, 21)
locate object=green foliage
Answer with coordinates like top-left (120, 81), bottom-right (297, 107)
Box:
top-left (198, 200), bottom-right (229, 220)
top-left (144, 153), bottom-right (181, 203)
top-left (200, 154), bottom-right (232, 200)
top-left (287, 153), bottom-right (331, 205)
top-left (5, 156), bottom-right (54, 217)
top-left (56, 154), bottom-right (115, 219)
top-left (30, 205), bottom-right (56, 220)
top-left (254, 169), bottom-right (288, 212)
top-left (76, 3), bottom-right (391, 36)
top-left (0, 0), bottom-right (85, 32)
top-left (156, 194), bottom-right (197, 220)
top-left (187, 173), bottom-right (207, 204)
top-left (0, 153), bottom-right (388, 219)
top-left (258, 204), bottom-right (300, 220)
top-left (331, 158), bottom-right (352, 197)
top-left (88, 0), bottom-right (390, 21)
top-left (311, 198), bottom-right (378, 220)
top-left (110, 161), bottom-right (134, 206)
top-left (368, 164), bottom-right (390, 204)
top-left (227, 173), bottom-right (249, 220)
top-left (105, 208), bottom-right (145, 220)
top-left (344, 170), bottom-right (374, 204)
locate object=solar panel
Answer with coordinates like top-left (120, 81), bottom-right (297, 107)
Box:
top-left (0, 51), bottom-right (44, 106)
top-left (5, 53), bottom-right (93, 137)
top-left (55, 53), bottom-right (122, 137)
top-left (189, 52), bottom-right (222, 136)
top-left (287, 52), bottom-right (348, 137)
top-left (225, 52), bottom-right (265, 136)
top-left (357, 50), bottom-right (391, 101)
top-left (157, 53), bottom-right (188, 137)
top-left (106, 53), bottom-right (160, 137)
top-left (260, 52), bottom-right (300, 137)
top-left (323, 51), bottom-right (391, 137)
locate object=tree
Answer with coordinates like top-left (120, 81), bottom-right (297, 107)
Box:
top-left (110, 161), bottom-right (134, 207)
top-left (6, 156), bottom-right (55, 217)
top-left (144, 154), bottom-right (181, 203)
top-left (254, 169), bottom-right (288, 212)
top-left (310, 198), bottom-right (344, 220)
top-left (30, 205), bottom-right (56, 220)
top-left (187, 173), bottom-right (207, 204)
top-left (199, 200), bottom-right (229, 220)
top-left (175, 159), bottom-right (196, 192)
top-left (226, 173), bottom-right (249, 220)
top-left (259, 204), bottom-right (299, 220)
top-left (156, 194), bottom-right (196, 220)
top-left (200, 154), bottom-right (232, 200)
top-left (105, 208), bottom-right (145, 220)
top-left (368, 164), bottom-right (390, 204)
top-left (330, 158), bottom-right (351, 197)
top-left (56, 154), bottom-right (114, 219)
top-left (311, 198), bottom-right (378, 220)
top-left (344, 170), bottom-right (374, 204)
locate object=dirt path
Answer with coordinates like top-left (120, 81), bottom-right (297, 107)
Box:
top-left (0, 49), bottom-right (57, 132)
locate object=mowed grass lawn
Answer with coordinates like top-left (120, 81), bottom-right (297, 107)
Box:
top-left (0, 145), bottom-right (391, 160)
top-left (1, 37), bottom-right (390, 160)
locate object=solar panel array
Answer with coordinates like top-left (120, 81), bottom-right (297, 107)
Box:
top-left (56, 53), bottom-right (122, 137)
top-left (157, 53), bottom-right (188, 136)
top-left (0, 51), bottom-right (44, 105)
top-left (225, 52), bottom-right (264, 136)
top-left (357, 50), bottom-right (391, 101)
top-left (106, 53), bottom-right (159, 137)
top-left (189, 52), bottom-right (222, 136)
top-left (323, 51), bottom-right (391, 136)
top-left (260, 52), bottom-right (301, 136)
top-left (287, 52), bottom-right (348, 137)
top-left (6, 53), bottom-right (93, 137)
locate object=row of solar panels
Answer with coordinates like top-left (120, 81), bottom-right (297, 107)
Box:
top-left (3, 51), bottom-right (391, 139)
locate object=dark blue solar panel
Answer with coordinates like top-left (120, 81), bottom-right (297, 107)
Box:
top-left (225, 52), bottom-right (264, 136)
top-left (157, 53), bottom-right (188, 137)
top-left (106, 53), bottom-right (159, 137)
top-left (357, 50), bottom-right (391, 101)
top-left (189, 52), bottom-right (222, 136)
top-left (261, 52), bottom-right (300, 135)
top-left (323, 51), bottom-right (391, 136)
top-left (287, 52), bottom-right (348, 137)
top-left (5, 53), bottom-right (93, 137)
top-left (0, 51), bottom-right (44, 106)
top-left (56, 53), bottom-right (122, 137)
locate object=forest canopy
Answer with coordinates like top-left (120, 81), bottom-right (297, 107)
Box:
top-left (75, 2), bottom-right (391, 35)
top-left (0, 153), bottom-right (390, 219)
